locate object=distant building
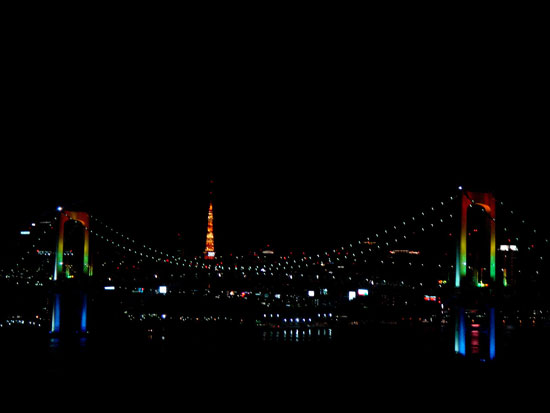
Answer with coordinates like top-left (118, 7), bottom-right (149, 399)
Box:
top-left (499, 244), bottom-right (519, 287)
top-left (261, 245), bottom-right (275, 255)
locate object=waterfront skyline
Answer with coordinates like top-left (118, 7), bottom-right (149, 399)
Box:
top-left (2, 7), bottom-right (549, 403)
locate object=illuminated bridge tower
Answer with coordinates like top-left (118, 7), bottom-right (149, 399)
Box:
top-left (454, 189), bottom-right (498, 360)
top-left (204, 190), bottom-right (215, 260)
top-left (51, 209), bottom-right (92, 335)
top-left (455, 190), bottom-right (496, 288)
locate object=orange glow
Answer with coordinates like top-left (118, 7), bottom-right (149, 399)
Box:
top-left (204, 201), bottom-right (215, 259)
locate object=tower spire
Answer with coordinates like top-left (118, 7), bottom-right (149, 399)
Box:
top-left (204, 179), bottom-right (215, 260)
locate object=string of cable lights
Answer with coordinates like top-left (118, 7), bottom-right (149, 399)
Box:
top-left (89, 214), bottom-right (187, 266)
top-left (3, 189), bottom-right (547, 284)
top-left (213, 192), bottom-right (461, 276)
top-left (76, 192), bottom-right (550, 285)
top-left (360, 194), bottom-right (457, 250)
top-left (68, 194), bottom-right (462, 277)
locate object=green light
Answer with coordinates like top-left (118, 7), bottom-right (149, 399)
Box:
top-left (54, 223), bottom-right (64, 282)
top-left (456, 194), bottom-right (469, 288)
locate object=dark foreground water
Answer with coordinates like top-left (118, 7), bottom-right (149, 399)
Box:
top-left (2, 324), bottom-right (549, 407)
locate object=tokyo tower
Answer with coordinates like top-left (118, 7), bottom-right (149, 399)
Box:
top-left (204, 182), bottom-right (215, 259)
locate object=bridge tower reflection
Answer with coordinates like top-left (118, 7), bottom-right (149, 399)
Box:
top-left (453, 189), bottom-right (499, 361)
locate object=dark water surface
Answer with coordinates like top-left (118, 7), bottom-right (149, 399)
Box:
top-left (2, 323), bottom-right (549, 407)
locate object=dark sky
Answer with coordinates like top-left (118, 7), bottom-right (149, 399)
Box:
top-left (1, 7), bottom-right (548, 256)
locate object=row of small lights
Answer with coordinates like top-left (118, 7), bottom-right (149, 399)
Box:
top-left (362, 195), bottom-right (457, 251)
top-left (90, 214), bottom-right (185, 264)
top-left (6, 189), bottom-right (546, 286)
top-left (53, 189), bottom-right (549, 280)
top-left (56, 193), bottom-right (457, 268)
top-left (82, 193), bottom-right (460, 276)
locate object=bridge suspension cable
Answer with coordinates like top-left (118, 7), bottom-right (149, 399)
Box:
top-left (4, 189), bottom-right (547, 287)
top-left (89, 214), bottom-right (187, 265)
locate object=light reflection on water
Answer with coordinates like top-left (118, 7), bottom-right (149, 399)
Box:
top-left (454, 306), bottom-right (496, 361)
top-left (48, 335), bottom-right (88, 351)
top-left (49, 337), bottom-right (61, 350)
top-left (261, 327), bottom-right (333, 343)
top-left (470, 329), bottom-right (480, 355)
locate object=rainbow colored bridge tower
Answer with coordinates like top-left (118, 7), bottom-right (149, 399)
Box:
top-left (54, 210), bottom-right (92, 281)
top-left (454, 189), bottom-right (497, 361)
top-left (51, 209), bottom-right (92, 335)
top-left (455, 190), bottom-right (496, 288)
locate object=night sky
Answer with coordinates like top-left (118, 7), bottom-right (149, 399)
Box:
top-left (2, 7), bottom-right (547, 258)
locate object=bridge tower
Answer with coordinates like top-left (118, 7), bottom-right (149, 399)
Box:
top-left (54, 210), bottom-right (92, 281)
top-left (454, 189), bottom-right (498, 360)
top-left (455, 190), bottom-right (496, 288)
top-left (51, 209), bottom-right (92, 335)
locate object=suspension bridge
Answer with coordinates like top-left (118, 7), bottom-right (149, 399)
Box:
top-left (1, 187), bottom-right (549, 362)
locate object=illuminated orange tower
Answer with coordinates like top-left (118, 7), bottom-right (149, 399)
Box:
top-left (204, 182), bottom-right (215, 259)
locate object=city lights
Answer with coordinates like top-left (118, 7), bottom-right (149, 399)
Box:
top-left (1, 183), bottom-right (549, 376)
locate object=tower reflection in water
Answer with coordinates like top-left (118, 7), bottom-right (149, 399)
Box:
top-left (455, 306), bottom-right (496, 361)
